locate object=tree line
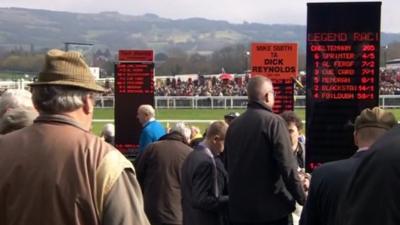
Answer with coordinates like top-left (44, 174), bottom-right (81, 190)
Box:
top-left (1, 42), bottom-right (400, 77)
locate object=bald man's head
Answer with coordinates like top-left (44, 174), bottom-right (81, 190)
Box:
top-left (247, 76), bottom-right (275, 107)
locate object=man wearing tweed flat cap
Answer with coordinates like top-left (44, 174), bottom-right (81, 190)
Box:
top-left (0, 49), bottom-right (150, 225)
top-left (335, 109), bottom-right (400, 225)
top-left (300, 107), bottom-right (397, 225)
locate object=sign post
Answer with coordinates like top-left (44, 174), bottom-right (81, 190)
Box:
top-left (306, 2), bottom-right (381, 172)
top-left (251, 43), bottom-right (298, 113)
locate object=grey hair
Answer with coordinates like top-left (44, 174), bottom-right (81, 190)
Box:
top-left (138, 104), bottom-right (155, 118)
top-left (31, 85), bottom-right (95, 114)
top-left (101, 123), bottom-right (115, 145)
top-left (101, 123), bottom-right (115, 137)
top-left (171, 122), bottom-right (191, 141)
top-left (0, 89), bottom-right (34, 116)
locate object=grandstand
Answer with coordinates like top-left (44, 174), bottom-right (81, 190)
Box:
top-left (386, 58), bottom-right (400, 70)
top-left (2, 67), bottom-right (400, 109)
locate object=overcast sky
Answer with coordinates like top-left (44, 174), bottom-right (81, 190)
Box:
top-left (2, 0), bottom-right (399, 33)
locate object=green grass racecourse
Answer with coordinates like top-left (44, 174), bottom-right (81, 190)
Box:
top-left (92, 108), bottom-right (400, 136)
top-left (92, 108), bottom-right (303, 135)
top-left (93, 108), bottom-right (247, 135)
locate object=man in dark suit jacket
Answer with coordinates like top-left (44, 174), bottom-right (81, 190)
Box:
top-left (336, 113), bottom-right (400, 225)
top-left (300, 107), bottom-right (397, 225)
top-left (225, 76), bottom-right (306, 225)
top-left (181, 121), bottom-right (229, 225)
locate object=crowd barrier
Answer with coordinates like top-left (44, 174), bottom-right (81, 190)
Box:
top-left (95, 95), bottom-right (400, 109)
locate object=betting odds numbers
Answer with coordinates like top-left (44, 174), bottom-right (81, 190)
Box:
top-left (251, 43), bottom-right (298, 113)
top-left (306, 2), bottom-right (380, 172)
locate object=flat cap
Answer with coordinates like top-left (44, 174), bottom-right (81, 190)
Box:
top-left (224, 112), bottom-right (240, 119)
top-left (355, 107), bottom-right (397, 131)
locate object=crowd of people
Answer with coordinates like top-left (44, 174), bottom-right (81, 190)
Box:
top-left (379, 68), bottom-right (400, 94)
top-left (1, 48), bottom-right (400, 225)
top-left (1, 68), bottom-right (400, 98)
top-left (155, 76), bottom-right (249, 97)
top-left (153, 68), bottom-right (400, 97)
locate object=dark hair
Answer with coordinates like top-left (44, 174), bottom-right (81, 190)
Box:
top-left (280, 110), bottom-right (303, 130)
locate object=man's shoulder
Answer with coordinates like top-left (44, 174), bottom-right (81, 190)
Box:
top-left (312, 157), bottom-right (358, 181)
top-left (248, 107), bottom-right (280, 120)
top-left (145, 120), bottom-right (164, 130)
top-left (182, 149), bottom-right (203, 171)
top-left (186, 148), bottom-right (209, 162)
top-left (233, 108), bottom-right (275, 124)
top-left (151, 119), bottom-right (164, 127)
top-left (151, 139), bottom-right (192, 153)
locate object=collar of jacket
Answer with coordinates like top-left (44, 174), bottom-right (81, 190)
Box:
top-left (143, 118), bottom-right (156, 128)
top-left (34, 114), bottom-right (89, 132)
top-left (159, 131), bottom-right (188, 145)
top-left (247, 100), bottom-right (273, 112)
top-left (194, 142), bottom-right (215, 158)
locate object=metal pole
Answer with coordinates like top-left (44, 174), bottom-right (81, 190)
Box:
top-left (384, 45), bottom-right (388, 68)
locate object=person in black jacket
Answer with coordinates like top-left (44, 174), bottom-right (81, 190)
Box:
top-left (225, 76), bottom-right (306, 225)
top-left (334, 108), bottom-right (400, 225)
top-left (300, 107), bottom-right (397, 225)
top-left (181, 121), bottom-right (229, 225)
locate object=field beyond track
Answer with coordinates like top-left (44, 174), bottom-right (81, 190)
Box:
top-left (92, 108), bottom-right (400, 136)
top-left (93, 108), bottom-right (254, 135)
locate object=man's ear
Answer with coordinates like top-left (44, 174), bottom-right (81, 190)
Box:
top-left (82, 95), bottom-right (94, 115)
top-left (353, 131), bottom-right (358, 146)
top-left (213, 135), bottom-right (220, 143)
top-left (264, 92), bottom-right (270, 103)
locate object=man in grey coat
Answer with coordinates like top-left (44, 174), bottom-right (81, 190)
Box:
top-left (136, 122), bottom-right (192, 225)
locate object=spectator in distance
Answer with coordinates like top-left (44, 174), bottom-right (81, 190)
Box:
top-left (0, 89), bottom-right (38, 134)
top-left (224, 112), bottom-right (240, 125)
top-left (189, 125), bottom-right (203, 147)
top-left (137, 104), bottom-right (166, 152)
top-left (100, 123), bottom-right (115, 145)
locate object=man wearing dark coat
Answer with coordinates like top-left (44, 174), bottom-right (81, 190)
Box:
top-left (335, 111), bottom-right (400, 225)
top-left (225, 76), bottom-right (306, 225)
top-left (300, 107), bottom-right (397, 225)
top-left (181, 121), bottom-right (229, 225)
top-left (136, 123), bottom-right (192, 225)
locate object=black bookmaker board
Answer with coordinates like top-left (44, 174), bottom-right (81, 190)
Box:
top-left (306, 2), bottom-right (380, 172)
top-left (114, 50), bottom-right (154, 153)
top-left (272, 79), bottom-right (294, 114)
